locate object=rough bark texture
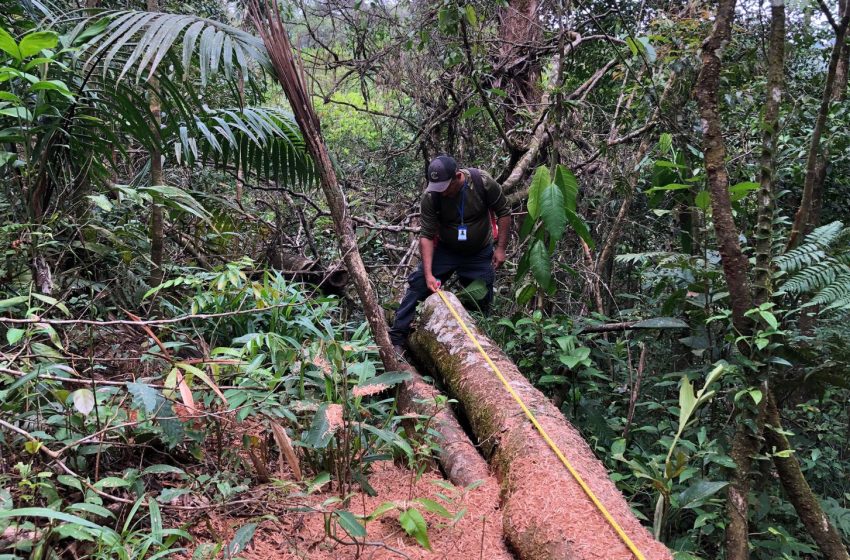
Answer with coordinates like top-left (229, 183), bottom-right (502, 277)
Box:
top-left (693, 0), bottom-right (752, 332)
top-left (788, 1), bottom-right (850, 249)
top-left (250, 0), bottom-right (400, 372)
top-left (496, 0), bottom-right (542, 131)
top-left (409, 291), bottom-right (672, 560)
top-left (766, 391), bottom-right (850, 560)
top-left (753, 0), bottom-right (785, 306)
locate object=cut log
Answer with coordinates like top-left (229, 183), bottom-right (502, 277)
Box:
top-left (409, 291), bottom-right (673, 560)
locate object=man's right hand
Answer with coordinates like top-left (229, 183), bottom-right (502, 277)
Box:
top-left (425, 274), bottom-right (441, 293)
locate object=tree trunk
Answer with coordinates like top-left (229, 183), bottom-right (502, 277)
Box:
top-left (409, 291), bottom-right (673, 560)
top-left (148, 0), bottom-right (164, 288)
top-left (693, 0), bottom-right (753, 332)
top-left (787, 3), bottom-right (850, 249)
top-left (765, 391), bottom-right (850, 560)
top-left (249, 0), bottom-right (400, 372)
top-left (496, 0), bottom-right (542, 132)
top-left (754, 0), bottom-right (785, 306)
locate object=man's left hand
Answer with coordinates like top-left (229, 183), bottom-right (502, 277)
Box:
top-left (492, 247), bottom-right (507, 269)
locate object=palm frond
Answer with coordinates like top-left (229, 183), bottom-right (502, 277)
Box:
top-left (176, 106), bottom-right (316, 187)
top-left (67, 10), bottom-right (268, 86)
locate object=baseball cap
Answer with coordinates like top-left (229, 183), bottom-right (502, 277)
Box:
top-left (425, 155), bottom-right (458, 193)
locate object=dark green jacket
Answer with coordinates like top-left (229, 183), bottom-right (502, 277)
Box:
top-left (420, 168), bottom-right (510, 255)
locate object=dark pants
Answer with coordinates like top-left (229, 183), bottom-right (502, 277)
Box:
top-left (389, 244), bottom-right (494, 346)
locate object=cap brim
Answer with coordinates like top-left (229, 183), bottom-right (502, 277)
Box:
top-left (426, 179), bottom-right (451, 193)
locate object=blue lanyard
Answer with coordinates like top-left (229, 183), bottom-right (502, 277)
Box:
top-left (458, 181), bottom-right (467, 225)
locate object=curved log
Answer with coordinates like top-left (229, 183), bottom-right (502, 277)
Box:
top-left (409, 292), bottom-right (672, 560)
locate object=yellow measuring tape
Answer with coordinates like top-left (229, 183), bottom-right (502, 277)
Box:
top-left (435, 289), bottom-right (646, 560)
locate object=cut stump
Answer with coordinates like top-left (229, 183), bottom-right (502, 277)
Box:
top-left (409, 292), bottom-right (673, 560)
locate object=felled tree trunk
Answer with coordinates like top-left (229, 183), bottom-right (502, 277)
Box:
top-left (397, 365), bottom-right (514, 559)
top-left (409, 292), bottom-right (672, 560)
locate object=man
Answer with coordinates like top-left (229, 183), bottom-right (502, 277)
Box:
top-left (390, 155), bottom-right (512, 353)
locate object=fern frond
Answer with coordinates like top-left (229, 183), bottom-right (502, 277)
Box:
top-left (805, 221), bottom-right (844, 248)
top-left (774, 243), bottom-right (825, 273)
top-left (809, 272), bottom-right (850, 306)
top-left (781, 258), bottom-right (850, 295)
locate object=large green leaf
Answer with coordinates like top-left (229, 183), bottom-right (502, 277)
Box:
top-left (554, 164), bottom-right (578, 212)
top-left (539, 185), bottom-right (567, 241)
top-left (678, 480), bottom-right (729, 509)
top-left (0, 28), bottom-right (20, 60)
top-left (565, 207), bottom-right (594, 248)
top-left (529, 239), bottom-right (552, 291)
top-left (335, 511), bottom-right (366, 538)
top-left (399, 508), bottom-right (431, 550)
top-left (526, 166), bottom-right (550, 220)
top-left (19, 31), bottom-right (58, 58)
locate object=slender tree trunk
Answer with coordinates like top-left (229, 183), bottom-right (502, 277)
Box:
top-left (496, 0), bottom-right (542, 132)
top-left (148, 0), bottom-right (164, 287)
top-left (787, 3), bottom-right (849, 249)
top-left (693, 2), bottom-right (765, 557)
top-left (765, 391), bottom-right (850, 560)
top-left (754, 0), bottom-right (785, 306)
top-left (249, 0), bottom-right (400, 372)
top-left (694, 0), bottom-right (752, 331)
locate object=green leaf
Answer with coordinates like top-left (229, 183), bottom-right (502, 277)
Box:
top-left (72, 389), bottom-right (95, 416)
top-left (565, 207), bottom-right (594, 248)
top-left (226, 522), bottom-right (257, 556)
top-left (140, 185), bottom-right (212, 223)
top-left (414, 498), bottom-right (453, 519)
top-left (0, 28), bottom-right (20, 60)
top-left (464, 5), bottom-right (478, 26)
top-left (142, 464), bottom-right (185, 476)
top-left (529, 239), bottom-right (552, 291)
top-left (645, 183), bottom-right (691, 194)
top-left (87, 194), bottom-right (114, 212)
top-left (30, 79), bottom-right (73, 99)
top-left (658, 133), bottom-right (672, 154)
top-left (0, 106), bottom-right (33, 121)
top-left (553, 164), bottom-right (578, 212)
top-left (526, 166), bottom-right (550, 220)
top-left (367, 502), bottom-right (398, 520)
top-left (399, 508), bottom-right (431, 550)
top-left (539, 185), bottom-right (567, 242)
top-left (678, 377), bottom-right (697, 435)
top-left (6, 328), bottom-right (25, 345)
top-left (304, 403), bottom-right (336, 449)
top-left (19, 31), bottom-right (58, 58)
top-left (694, 190), bottom-right (710, 211)
top-left (93, 477), bottom-right (130, 489)
top-left (336, 510), bottom-right (366, 537)
top-left (677, 480), bottom-right (729, 509)
top-left (127, 382), bottom-right (161, 413)
top-left (729, 181), bottom-right (759, 202)
top-left (0, 507), bottom-right (109, 532)
top-left (748, 389), bottom-right (763, 405)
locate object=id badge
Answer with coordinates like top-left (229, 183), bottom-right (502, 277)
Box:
top-left (458, 225), bottom-right (468, 241)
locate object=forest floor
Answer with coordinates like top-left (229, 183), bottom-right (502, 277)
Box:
top-left (174, 460), bottom-right (510, 559)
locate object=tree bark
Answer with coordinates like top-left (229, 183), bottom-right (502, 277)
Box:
top-left (147, 0), bottom-right (164, 288)
top-left (495, 0), bottom-right (542, 132)
top-left (787, 2), bottom-right (850, 249)
top-left (693, 0), bottom-right (753, 332)
top-left (249, 0), bottom-right (400, 372)
top-left (409, 291), bottom-right (673, 560)
top-left (765, 391), bottom-right (850, 560)
top-left (754, 0), bottom-right (785, 306)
